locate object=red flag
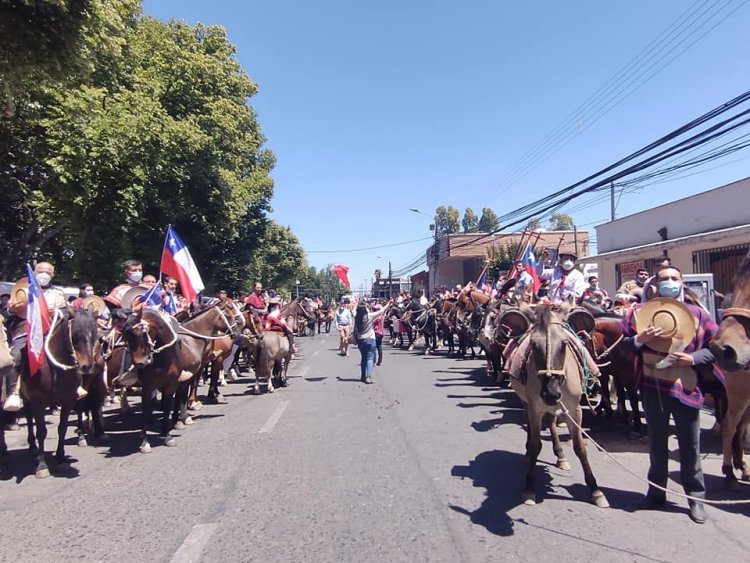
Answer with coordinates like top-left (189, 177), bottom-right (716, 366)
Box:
top-left (330, 264), bottom-right (351, 289)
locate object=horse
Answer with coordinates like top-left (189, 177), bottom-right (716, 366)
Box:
top-left (316, 306), bottom-right (334, 334)
top-left (177, 300), bottom-right (244, 418)
top-left (510, 302), bottom-right (609, 507)
top-left (709, 248), bottom-right (750, 488)
top-left (198, 298), bottom-right (246, 405)
top-left (281, 299), bottom-right (315, 337)
top-left (412, 306), bottom-right (439, 355)
top-left (253, 329), bottom-right (292, 394)
top-left (119, 307), bottom-right (183, 453)
top-left (22, 307), bottom-right (98, 477)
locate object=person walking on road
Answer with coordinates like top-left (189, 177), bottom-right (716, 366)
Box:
top-left (354, 300), bottom-right (390, 384)
top-left (373, 302), bottom-right (385, 366)
top-left (335, 298), bottom-right (353, 356)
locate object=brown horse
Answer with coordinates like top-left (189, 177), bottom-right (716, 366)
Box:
top-left (282, 299), bottom-right (315, 337)
top-left (22, 307), bottom-right (98, 477)
top-left (710, 248), bottom-right (750, 487)
top-left (510, 303), bottom-right (608, 507)
top-left (120, 307), bottom-right (183, 453)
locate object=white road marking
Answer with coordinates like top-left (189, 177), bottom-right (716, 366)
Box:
top-left (312, 349), bottom-right (320, 357)
top-left (259, 400), bottom-right (290, 433)
top-left (170, 523), bottom-right (218, 563)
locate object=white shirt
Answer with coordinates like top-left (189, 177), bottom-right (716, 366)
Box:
top-left (541, 267), bottom-right (586, 302)
top-left (419, 295), bottom-right (429, 306)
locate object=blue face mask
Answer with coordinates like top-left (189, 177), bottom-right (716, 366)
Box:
top-left (658, 280), bottom-right (681, 298)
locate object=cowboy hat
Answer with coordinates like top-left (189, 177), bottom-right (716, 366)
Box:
top-left (80, 295), bottom-right (108, 317)
top-left (634, 297), bottom-right (697, 354)
top-left (120, 286), bottom-right (149, 310)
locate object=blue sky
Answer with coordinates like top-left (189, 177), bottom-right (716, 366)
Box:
top-left (144, 0), bottom-right (750, 293)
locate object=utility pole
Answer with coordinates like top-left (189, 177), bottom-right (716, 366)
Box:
top-left (388, 261), bottom-right (392, 299)
top-left (573, 225), bottom-right (579, 257)
top-left (610, 181), bottom-right (616, 221)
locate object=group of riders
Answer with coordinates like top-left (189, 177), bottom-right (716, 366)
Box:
top-left (0, 249), bottom-right (736, 524)
top-left (346, 248), bottom-right (729, 524)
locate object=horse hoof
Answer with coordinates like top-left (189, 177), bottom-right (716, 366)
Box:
top-left (591, 491), bottom-right (609, 508)
top-left (557, 459), bottom-right (571, 471)
top-left (184, 416), bottom-right (194, 425)
top-left (36, 467), bottom-right (50, 479)
top-left (77, 436), bottom-right (88, 447)
top-left (522, 492), bottom-right (536, 506)
top-left (164, 437), bottom-right (177, 447)
top-left (174, 420), bottom-right (186, 430)
top-left (140, 442), bottom-right (152, 454)
top-left (189, 401), bottom-right (203, 411)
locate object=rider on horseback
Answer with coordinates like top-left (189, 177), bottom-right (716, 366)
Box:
top-left (245, 281), bottom-right (268, 315)
top-left (263, 298), bottom-right (295, 353)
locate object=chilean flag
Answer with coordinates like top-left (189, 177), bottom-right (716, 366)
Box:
top-left (160, 226), bottom-right (205, 302)
top-left (330, 264), bottom-right (351, 289)
top-left (26, 264), bottom-right (50, 376)
top-left (521, 243), bottom-right (541, 293)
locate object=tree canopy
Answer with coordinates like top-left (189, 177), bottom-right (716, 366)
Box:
top-left (434, 206), bottom-right (460, 238)
top-left (549, 212), bottom-right (574, 230)
top-left (477, 208), bottom-right (500, 233)
top-left (0, 1), bottom-right (305, 294)
top-left (461, 208), bottom-right (478, 233)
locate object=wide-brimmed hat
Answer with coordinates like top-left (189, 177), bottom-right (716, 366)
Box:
top-left (634, 297), bottom-right (697, 354)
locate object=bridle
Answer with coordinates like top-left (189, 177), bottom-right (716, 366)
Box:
top-left (177, 303), bottom-right (241, 340)
top-left (534, 321), bottom-right (568, 383)
top-left (722, 307), bottom-right (750, 323)
top-left (44, 308), bottom-right (92, 372)
top-left (127, 309), bottom-right (179, 364)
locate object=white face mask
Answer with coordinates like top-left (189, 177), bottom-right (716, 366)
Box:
top-left (127, 271), bottom-right (143, 283)
top-left (561, 260), bottom-right (575, 271)
top-left (84, 290), bottom-right (94, 297)
top-left (36, 272), bottom-right (52, 287)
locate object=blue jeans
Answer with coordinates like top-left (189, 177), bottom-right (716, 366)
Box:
top-left (357, 338), bottom-right (377, 379)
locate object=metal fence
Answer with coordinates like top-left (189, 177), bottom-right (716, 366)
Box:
top-left (692, 243), bottom-right (750, 295)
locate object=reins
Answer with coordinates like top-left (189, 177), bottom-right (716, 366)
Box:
top-left (44, 309), bottom-right (78, 371)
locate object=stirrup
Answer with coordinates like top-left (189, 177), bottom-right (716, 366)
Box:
top-left (178, 370), bottom-right (193, 383)
top-left (3, 393), bottom-right (22, 412)
top-left (76, 386), bottom-right (88, 400)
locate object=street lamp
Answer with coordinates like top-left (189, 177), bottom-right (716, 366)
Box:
top-left (295, 279), bottom-right (300, 299)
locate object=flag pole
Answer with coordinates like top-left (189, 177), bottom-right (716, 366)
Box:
top-left (512, 229), bottom-right (530, 263)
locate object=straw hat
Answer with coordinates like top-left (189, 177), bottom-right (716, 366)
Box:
top-left (634, 297), bottom-right (697, 354)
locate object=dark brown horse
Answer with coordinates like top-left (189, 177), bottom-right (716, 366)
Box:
top-left (710, 248), bottom-right (750, 487)
top-left (22, 307), bottom-right (98, 477)
top-left (510, 303), bottom-right (608, 507)
top-left (120, 307), bottom-right (183, 453)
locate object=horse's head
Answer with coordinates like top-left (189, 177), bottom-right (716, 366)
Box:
top-left (220, 298), bottom-right (245, 338)
top-left (710, 253), bottom-right (750, 371)
top-left (121, 309), bottom-right (156, 368)
top-left (711, 309), bottom-right (750, 371)
top-left (529, 303), bottom-right (571, 406)
top-left (67, 307), bottom-right (98, 377)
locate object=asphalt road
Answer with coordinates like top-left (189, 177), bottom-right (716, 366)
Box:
top-left (1, 331), bottom-right (749, 563)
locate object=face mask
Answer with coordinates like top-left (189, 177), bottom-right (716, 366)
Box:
top-left (84, 290), bottom-right (94, 297)
top-left (561, 260), bottom-right (575, 271)
top-left (636, 278), bottom-right (646, 287)
top-left (128, 271), bottom-right (143, 283)
top-left (658, 280), bottom-right (681, 298)
top-left (36, 273), bottom-right (52, 287)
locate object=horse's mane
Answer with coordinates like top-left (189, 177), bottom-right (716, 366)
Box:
top-left (578, 300), bottom-right (622, 319)
top-left (733, 247), bottom-right (750, 288)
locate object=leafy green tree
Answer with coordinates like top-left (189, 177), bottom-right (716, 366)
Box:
top-left (549, 212), bottom-right (574, 230)
top-left (434, 205), bottom-right (460, 237)
top-left (525, 218), bottom-right (542, 231)
top-left (461, 208), bottom-right (479, 233)
top-left (477, 208), bottom-right (500, 233)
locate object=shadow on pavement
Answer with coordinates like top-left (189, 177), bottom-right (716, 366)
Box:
top-left (450, 449), bottom-right (534, 536)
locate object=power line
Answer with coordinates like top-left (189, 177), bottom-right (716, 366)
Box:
top-left (489, 0), bottom-right (748, 199)
top-left (304, 236), bottom-right (433, 254)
